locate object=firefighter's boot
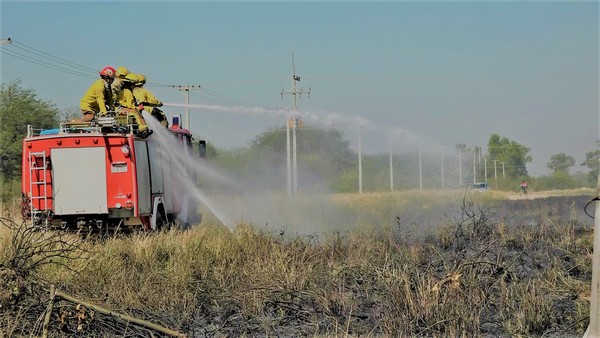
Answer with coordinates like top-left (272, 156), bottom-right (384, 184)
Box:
top-left (138, 127), bottom-right (153, 138)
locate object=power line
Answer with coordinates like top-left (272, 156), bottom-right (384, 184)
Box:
top-left (203, 87), bottom-right (246, 105)
top-left (2, 38), bottom-right (248, 110)
top-left (189, 90), bottom-right (246, 107)
top-left (0, 48), bottom-right (96, 79)
top-left (10, 40), bottom-right (97, 73)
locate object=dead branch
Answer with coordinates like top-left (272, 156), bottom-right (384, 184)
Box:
top-left (54, 289), bottom-right (186, 337)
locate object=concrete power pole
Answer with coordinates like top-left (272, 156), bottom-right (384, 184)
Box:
top-left (484, 157), bottom-right (488, 182)
top-left (358, 125), bottom-right (363, 194)
top-left (493, 160), bottom-right (498, 189)
top-left (473, 152), bottom-right (477, 184)
top-left (584, 141), bottom-right (600, 338)
top-left (172, 85), bottom-right (201, 130)
top-left (459, 149), bottom-right (463, 186)
top-left (281, 53), bottom-right (310, 196)
top-left (441, 151), bottom-right (445, 190)
top-left (419, 144), bottom-right (423, 191)
top-left (389, 136), bottom-right (394, 192)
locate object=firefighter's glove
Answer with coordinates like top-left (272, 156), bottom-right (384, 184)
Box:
top-left (158, 102), bottom-right (163, 107)
top-left (139, 129), bottom-right (153, 138)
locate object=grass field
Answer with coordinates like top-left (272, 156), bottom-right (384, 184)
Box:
top-left (0, 189), bottom-right (596, 337)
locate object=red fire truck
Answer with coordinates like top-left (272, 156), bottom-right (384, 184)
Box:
top-left (21, 114), bottom-right (205, 231)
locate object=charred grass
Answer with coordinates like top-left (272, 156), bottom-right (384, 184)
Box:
top-left (0, 192), bottom-right (595, 337)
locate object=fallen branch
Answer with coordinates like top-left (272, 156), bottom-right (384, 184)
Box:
top-left (54, 289), bottom-right (186, 337)
top-left (42, 285), bottom-right (55, 338)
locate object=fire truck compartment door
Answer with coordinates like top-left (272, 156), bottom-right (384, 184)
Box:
top-left (134, 140), bottom-right (152, 214)
top-left (51, 147), bottom-right (108, 214)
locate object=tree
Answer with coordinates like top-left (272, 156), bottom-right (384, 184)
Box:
top-left (213, 125), bottom-right (355, 192)
top-left (487, 134), bottom-right (532, 178)
top-left (0, 80), bottom-right (60, 181)
top-left (581, 149), bottom-right (600, 185)
top-left (544, 152), bottom-right (576, 189)
top-left (547, 153), bottom-right (576, 175)
top-left (455, 143), bottom-right (470, 154)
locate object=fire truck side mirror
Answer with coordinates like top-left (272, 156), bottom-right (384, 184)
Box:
top-left (198, 140), bottom-right (207, 159)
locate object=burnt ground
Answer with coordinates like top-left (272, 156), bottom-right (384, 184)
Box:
top-left (1, 193), bottom-right (598, 337)
top-left (491, 194), bottom-right (596, 227)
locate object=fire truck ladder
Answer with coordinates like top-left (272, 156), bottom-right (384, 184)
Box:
top-left (28, 151), bottom-right (50, 227)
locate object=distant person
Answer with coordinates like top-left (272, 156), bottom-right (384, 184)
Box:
top-left (520, 180), bottom-right (528, 195)
top-left (80, 66), bottom-right (116, 121)
top-left (133, 74), bottom-right (168, 127)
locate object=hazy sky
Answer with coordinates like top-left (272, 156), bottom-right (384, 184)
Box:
top-left (1, 1), bottom-right (598, 177)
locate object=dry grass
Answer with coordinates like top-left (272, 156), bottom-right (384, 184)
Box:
top-left (0, 192), bottom-right (595, 337)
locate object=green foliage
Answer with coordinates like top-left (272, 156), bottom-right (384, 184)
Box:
top-left (487, 133), bottom-right (532, 178)
top-left (212, 125), bottom-right (356, 192)
top-left (581, 149), bottom-right (600, 186)
top-left (0, 174), bottom-right (21, 203)
top-left (547, 152), bottom-right (576, 175)
top-left (0, 80), bottom-right (60, 182)
top-left (535, 172), bottom-right (576, 190)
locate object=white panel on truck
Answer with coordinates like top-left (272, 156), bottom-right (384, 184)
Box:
top-left (163, 155), bottom-right (174, 212)
top-left (52, 147), bottom-right (107, 214)
top-left (134, 140), bottom-right (151, 214)
top-left (147, 140), bottom-right (164, 195)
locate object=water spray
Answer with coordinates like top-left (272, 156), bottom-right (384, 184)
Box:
top-left (143, 112), bottom-right (235, 228)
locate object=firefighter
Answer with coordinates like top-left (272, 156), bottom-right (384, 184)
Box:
top-left (79, 66), bottom-right (116, 121)
top-left (133, 75), bottom-right (168, 127)
top-left (111, 66), bottom-right (130, 108)
top-left (116, 73), bottom-right (152, 138)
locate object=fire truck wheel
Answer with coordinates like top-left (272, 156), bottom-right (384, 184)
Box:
top-left (155, 209), bottom-right (167, 230)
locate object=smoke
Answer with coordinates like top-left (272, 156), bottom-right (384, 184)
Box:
top-left (147, 103), bottom-right (479, 236)
top-left (162, 102), bottom-right (439, 154)
top-left (142, 111), bottom-right (365, 235)
top-left (143, 112), bottom-right (234, 227)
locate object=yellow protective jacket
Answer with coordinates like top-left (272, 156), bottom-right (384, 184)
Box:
top-left (80, 79), bottom-right (112, 114)
top-left (133, 86), bottom-right (162, 107)
top-left (116, 88), bottom-right (137, 109)
top-left (111, 78), bottom-right (124, 107)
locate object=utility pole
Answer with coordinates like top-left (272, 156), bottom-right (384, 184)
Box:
top-left (358, 126), bottom-right (363, 194)
top-left (389, 136), bottom-right (394, 192)
top-left (281, 52), bottom-right (310, 196)
top-left (493, 160), bottom-right (498, 190)
top-left (584, 142), bottom-right (600, 338)
top-left (458, 149), bottom-right (463, 186)
top-left (473, 151), bottom-right (477, 184)
top-left (484, 157), bottom-right (488, 182)
top-left (441, 151), bottom-right (445, 190)
top-left (419, 144), bottom-right (423, 191)
top-left (172, 85), bottom-right (201, 130)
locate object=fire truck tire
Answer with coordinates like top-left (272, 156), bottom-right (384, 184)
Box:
top-left (155, 208), bottom-right (167, 230)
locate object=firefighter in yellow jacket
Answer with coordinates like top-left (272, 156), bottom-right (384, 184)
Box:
top-left (80, 66), bottom-right (116, 121)
top-left (111, 66), bottom-right (130, 108)
top-left (116, 73), bottom-right (152, 137)
top-left (133, 75), bottom-right (168, 127)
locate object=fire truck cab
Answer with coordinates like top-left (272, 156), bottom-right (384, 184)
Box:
top-left (21, 114), bottom-right (204, 231)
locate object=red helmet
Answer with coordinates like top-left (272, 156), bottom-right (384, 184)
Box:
top-left (99, 66), bottom-right (116, 78)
